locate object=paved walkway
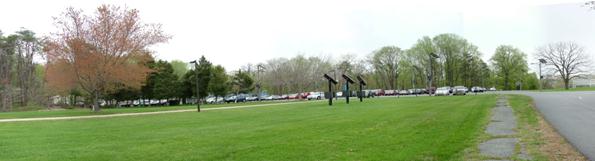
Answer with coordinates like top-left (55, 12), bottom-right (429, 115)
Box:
top-left (0, 101), bottom-right (308, 123)
top-left (478, 96), bottom-right (531, 160)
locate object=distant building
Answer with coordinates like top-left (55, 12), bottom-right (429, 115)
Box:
top-left (572, 74), bottom-right (595, 88)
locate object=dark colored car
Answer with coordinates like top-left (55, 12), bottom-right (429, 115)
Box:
top-left (426, 87), bottom-right (436, 94)
top-left (471, 86), bottom-right (485, 93)
top-left (225, 94), bottom-right (247, 103)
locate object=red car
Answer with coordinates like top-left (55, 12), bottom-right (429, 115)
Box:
top-left (288, 93), bottom-right (302, 99)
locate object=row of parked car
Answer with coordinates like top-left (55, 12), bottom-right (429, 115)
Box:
top-left (207, 86), bottom-right (497, 104)
top-left (435, 86), bottom-right (494, 96)
top-left (206, 92), bottom-right (328, 104)
top-left (359, 86), bottom-right (495, 96)
top-left (114, 99), bottom-right (172, 107)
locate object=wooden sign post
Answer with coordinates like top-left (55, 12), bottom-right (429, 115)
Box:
top-left (342, 74), bottom-right (355, 104)
top-left (356, 75), bottom-right (367, 102)
top-left (323, 74), bottom-right (338, 106)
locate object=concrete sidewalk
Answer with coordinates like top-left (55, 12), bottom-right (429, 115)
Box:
top-left (478, 96), bottom-right (531, 160)
top-left (0, 101), bottom-right (308, 123)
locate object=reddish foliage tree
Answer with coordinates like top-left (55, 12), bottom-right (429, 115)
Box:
top-left (45, 5), bottom-right (170, 111)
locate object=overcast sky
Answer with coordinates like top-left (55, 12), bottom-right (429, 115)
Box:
top-left (2, 0), bottom-right (594, 72)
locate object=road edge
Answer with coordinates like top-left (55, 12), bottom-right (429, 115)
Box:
top-left (506, 94), bottom-right (588, 161)
top-left (526, 97), bottom-right (588, 161)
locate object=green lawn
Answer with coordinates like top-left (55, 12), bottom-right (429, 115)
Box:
top-left (0, 101), bottom-right (297, 119)
top-left (0, 95), bottom-right (496, 161)
top-left (506, 95), bottom-right (548, 160)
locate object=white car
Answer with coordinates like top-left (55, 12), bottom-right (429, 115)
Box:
top-left (435, 87), bottom-right (450, 96)
top-left (453, 86), bottom-right (468, 95)
top-left (206, 97), bottom-right (224, 104)
top-left (307, 92), bottom-right (325, 100)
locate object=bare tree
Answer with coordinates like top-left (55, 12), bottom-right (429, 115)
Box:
top-left (13, 30), bottom-right (41, 106)
top-left (584, 1), bottom-right (595, 10)
top-left (536, 42), bottom-right (591, 90)
top-left (0, 31), bottom-right (13, 111)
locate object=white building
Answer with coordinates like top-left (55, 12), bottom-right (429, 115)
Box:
top-left (571, 74), bottom-right (595, 88)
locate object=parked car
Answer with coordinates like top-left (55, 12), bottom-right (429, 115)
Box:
top-left (471, 86), bottom-right (484, 93)
top-left (301, 92), bottom-right (312, 98)
top-left (357, 90), bottom-right (374, 98)
top-left (307, 92), bottom-right (324, 100)
top-left (246, 96), bottom-right (258, 102)
top-left (206, 96), bottom-right (224, 104)
top-left (384, 90), bottom-right (396, 96)
top-left (372, 89), bottom-right (385, 96)
top-left (453, 86), bottom-right (468, 95)
top-left (426, 87), bottom-right (436, 94)
top-left (271, 95), bottom-right (282, 100)
top-left (336, 91), bottom-right (343, 97)
top-left (409, 89), bottom-right (423, 94)
top-left (435, 87), bottom-right (450, 96)
top-left (489, 87), bottom-right (496, 91)
top-left (280, 94), bottom-right (289, 100)
top-left (288, 93), bottom-right (301, 99)
top-left (149, 99), bottom-right (167, 106)
top-left (398, 90), bottom-right (410, 95)
top-left (225, 94), bottom-right (247, 103)
top-left (263, 95), bottom-right (274, 100)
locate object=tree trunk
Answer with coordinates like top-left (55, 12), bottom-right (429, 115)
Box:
top-left (20, 86), bottom-right (29, 107)
top-left (504, 75), bottom-right (509, 90)
top-left (0, 87), bottom-right (12, 112)
top-left (564, 79), bottom-right (570, 90)
top-left (92, 91), bottom-right (101, 112)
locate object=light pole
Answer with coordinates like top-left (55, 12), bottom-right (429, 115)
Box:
top-left (538, 58), bottom-right (547, 91)
top-left (256, 64), bottom-right (265, 101)
top-left (428, 52), bottom-right (439, 96)
top-left (412, 67), bottom-right (417, 97)
top-left (189, 60), bottom-right (200, 112)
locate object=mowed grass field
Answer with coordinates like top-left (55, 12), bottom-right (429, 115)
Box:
top-left (0, 95), bottom-right (496, 161)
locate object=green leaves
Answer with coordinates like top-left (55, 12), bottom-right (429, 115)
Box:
top-left (491, 45), bottom-right (529, 90)
top-left (232, 70), bottom-right (254, 94)
top-left (208, 65), bottom-right (230, 98)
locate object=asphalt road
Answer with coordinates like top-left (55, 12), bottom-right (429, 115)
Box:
top-left (500, 91), bottom-right (595, 160)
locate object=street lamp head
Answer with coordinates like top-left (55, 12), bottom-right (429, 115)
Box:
top-left (189, 60), bottom-right (197, 64)
top-left (430, 52), bottom-right (439, 58)
top-left (538, 59), bottom-right (547, 64)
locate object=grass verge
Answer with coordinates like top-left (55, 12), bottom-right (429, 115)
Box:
top-left (507, 94), bottom-right (586, 161)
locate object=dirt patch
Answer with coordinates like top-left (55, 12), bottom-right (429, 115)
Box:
top-left (536, 113), bottom-right (587, 161)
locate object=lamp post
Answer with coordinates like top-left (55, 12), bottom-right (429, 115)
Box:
top-left (189, 60), bottom-right (200, 112)
top-left (412, 67), bottom-right (417, 97)
top-left (428, 52), bottom-right (439, 96)
top-left (538, 58), bottom-right (547, 91)
top-left (256, 64), bottom-right (265, 101)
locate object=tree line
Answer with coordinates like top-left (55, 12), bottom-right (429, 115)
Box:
top-left (249, 34), bottom-right (542, 95)
top-left (0, 4), bottom-right (591, 112)
top-left (0, 30), bottom-right (45, 112)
